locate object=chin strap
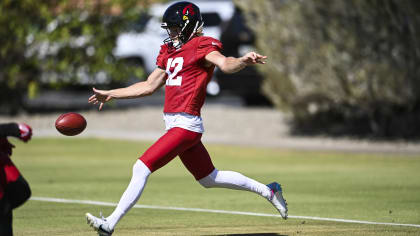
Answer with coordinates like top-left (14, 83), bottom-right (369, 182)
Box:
top-left (187, 21), bottom-right (204, 41)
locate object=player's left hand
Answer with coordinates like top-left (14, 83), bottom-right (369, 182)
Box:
top-left (18, 123), bottom-right (32, 142)
top-left (240, 52), bottom-right (267, 65)
top-left (0, 138), bottom-right (15, 156)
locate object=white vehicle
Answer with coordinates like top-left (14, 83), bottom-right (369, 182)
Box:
top-left (113, 0), bottom-right (236, 96)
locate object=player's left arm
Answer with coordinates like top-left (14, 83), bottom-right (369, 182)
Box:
top-left (204, 50), bottom-right (267, 74)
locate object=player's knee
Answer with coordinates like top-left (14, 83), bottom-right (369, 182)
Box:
top-left (198, 169), bottom-right (218, 188)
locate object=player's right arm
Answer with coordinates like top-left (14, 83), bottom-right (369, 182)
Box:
top-left (0, 123), bottom-right (32, 142)
top-left (0, 123), bottom-right (32, 156)
top-left (88, 68), bottom-right (167, 110)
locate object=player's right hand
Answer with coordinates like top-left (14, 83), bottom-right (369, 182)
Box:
top-left (18, 123), bottom-right (32, 142)
top-left (88, 87), bottom-right (112, 110)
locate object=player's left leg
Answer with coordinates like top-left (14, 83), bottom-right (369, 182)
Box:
top-left (86, 128), bottom-right (202, 235)
top-left (179, 142), bottom-right (288, 219)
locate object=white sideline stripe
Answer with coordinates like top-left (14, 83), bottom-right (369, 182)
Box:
top-left (30, 196), bottom-right (420, 228)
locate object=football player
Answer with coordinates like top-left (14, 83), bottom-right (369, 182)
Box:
top-left (87, 2), bottom-right (287, 235)
top-left (0, 123), bottom-right (32, 236)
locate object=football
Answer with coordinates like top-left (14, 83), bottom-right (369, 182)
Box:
top-left (55, 112), bottom-right (87, 136)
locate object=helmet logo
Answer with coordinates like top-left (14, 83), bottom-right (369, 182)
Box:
top-left (182, 4), bottom-right (195, 21)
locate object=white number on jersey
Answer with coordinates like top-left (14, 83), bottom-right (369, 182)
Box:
top-left (165, 57), bottom-right (184, 86)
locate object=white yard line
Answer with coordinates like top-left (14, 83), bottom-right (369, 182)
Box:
top-left (30, 196), bottom-right (420, 228)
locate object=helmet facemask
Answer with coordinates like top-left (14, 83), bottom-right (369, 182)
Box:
top-left (161, 20), bottom-right (203, 49)
top-left (162, 25), bottom-right (182, 48)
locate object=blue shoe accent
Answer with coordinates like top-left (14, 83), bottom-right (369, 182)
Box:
top-left (267, 182), bottom-right (282, 193)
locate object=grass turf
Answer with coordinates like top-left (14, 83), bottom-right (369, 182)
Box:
top-left (8, 138), bottom-right (420, 235)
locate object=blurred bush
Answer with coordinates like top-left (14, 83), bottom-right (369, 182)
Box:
top-left (0, 0), bottom-right (148, 115)
top-left (235, 0), bottom-right (420, 139)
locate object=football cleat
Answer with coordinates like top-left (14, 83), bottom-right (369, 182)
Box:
top-left (267, 182), bottom-right (288, 219)
top-left (86, 212), bottom-right (114, 236)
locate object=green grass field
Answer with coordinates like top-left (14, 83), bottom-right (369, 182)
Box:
top-left (9, 138), bottom-right (420, 235)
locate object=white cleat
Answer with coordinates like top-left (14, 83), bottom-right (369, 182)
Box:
top-left (86, 212), bottom-right (114, 236)
top-left (267, 182), bottom-right (288, 219)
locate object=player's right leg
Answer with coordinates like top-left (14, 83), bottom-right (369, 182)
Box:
top-left (86, 159), bottom-right (151, 235)
top-left (179, 142), bottom-right (288, 219)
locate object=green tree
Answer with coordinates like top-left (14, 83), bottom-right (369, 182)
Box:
top-left (0, 0), bottom-right (148, 115)
top-left (236, 0), bottom-right (420, 138)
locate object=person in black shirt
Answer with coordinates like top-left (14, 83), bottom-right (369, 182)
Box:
top-left (0, 123), bottom-right (32, 236)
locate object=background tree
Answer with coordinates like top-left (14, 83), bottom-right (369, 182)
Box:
top-left (0, 0), bottom-right (149, 115)
top-left (235, 0), bottom-right (420, 138)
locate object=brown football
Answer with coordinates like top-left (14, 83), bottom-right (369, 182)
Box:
top-left (55, 112), bottom-right (87, 136)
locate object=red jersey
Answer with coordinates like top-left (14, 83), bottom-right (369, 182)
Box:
top-left (156, 36), bottom-right (222, 116)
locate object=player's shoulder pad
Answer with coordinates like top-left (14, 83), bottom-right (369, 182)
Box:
top-left (197, 36), bottom-right (223, 50)
top-left (156, 44), bottom-right (169, 69)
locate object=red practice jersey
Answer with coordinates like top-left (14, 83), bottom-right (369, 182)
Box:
top-left (156, 36), bottom-right (222, 116)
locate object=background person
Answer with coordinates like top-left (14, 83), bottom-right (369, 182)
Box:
top-left (0, 122), bottom-right (32, 236)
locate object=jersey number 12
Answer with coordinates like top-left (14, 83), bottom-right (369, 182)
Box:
top-left (165, 57), bottom-right (184, 86)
